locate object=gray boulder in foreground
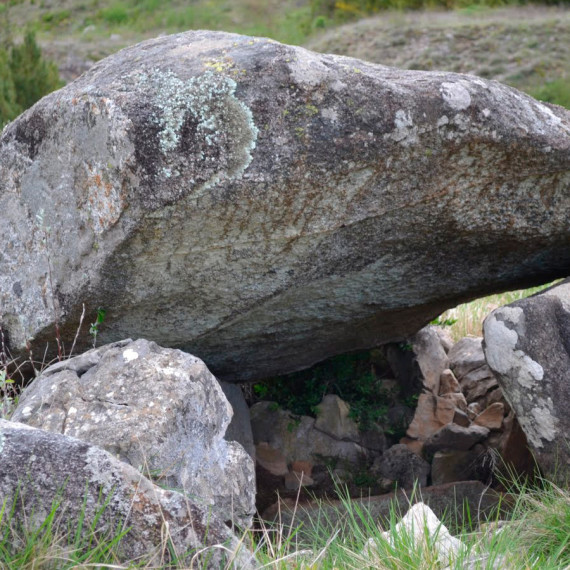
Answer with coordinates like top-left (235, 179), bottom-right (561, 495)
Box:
top-left (11, 339), bottom-right (255, 528)
top-left (1, 30), bottom-right (569, 382)
top-left (0, 420), bottom-right (256, 568)
top-left (483, 279), bottom-right (570, 482)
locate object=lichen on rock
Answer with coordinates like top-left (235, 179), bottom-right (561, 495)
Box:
top-left (138, 67), bottom-right (258, 191)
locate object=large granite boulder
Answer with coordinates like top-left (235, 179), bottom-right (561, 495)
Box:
top-left (11, 339), bottom-right (255, 527)
top-left (0, 419), bottom-right (256, 568)
top-left (1, 31), bottom-right (569, 382)
top-left (483, 279), bottom-right (570, 482)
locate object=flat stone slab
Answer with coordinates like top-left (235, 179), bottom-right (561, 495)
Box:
top-left (1, 31), bottom-right (569, 381)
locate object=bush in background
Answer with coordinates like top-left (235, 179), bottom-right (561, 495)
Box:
top-left (0, 31), bottom-right (62, 128)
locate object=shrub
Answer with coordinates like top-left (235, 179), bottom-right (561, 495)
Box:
top-left (0, 49), bottom-right (19, 127)
top-left (0, 31), bottom-right (62, 129)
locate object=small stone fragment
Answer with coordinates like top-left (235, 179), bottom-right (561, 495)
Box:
top-left (424, 424), bottom-right (489, 456)
top-left (256, 443), bottom-right (289, 477)
top-left (453, 409), bottom-right (471, 428)
top-left (371, 444), bottom-right (430, 489)
top-left (314, 394), bottom-right (360, 441)
top-left (474, 403), bottom-right (505, 430)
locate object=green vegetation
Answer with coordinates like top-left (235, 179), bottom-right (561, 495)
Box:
top-left (529, 78), bottom-right (570, 109)
top-left (0, 490), bottom-right (130, 569)
top-left (3, 475), bottom-right (570, 568)
top-left (311, 0), bottom-right (568, 26)
top-left (0, 31), bottom-right (62, 128)
top-left (253, 349), bottom-right (403, 431)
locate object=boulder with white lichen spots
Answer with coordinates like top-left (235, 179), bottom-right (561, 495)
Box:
top-left (0, 419), bottom-right (257, 568)
top-left (10, 338), bottom-right (256, 528)
top-left (0, 30), bottom-right (569, 382)
top-left (483, 278), bottom-right (570, 483)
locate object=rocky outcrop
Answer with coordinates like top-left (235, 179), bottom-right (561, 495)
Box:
top-left (250, 399), bottom-right (376, 467)
top-left (483, 279), bottom-right (570, 482)
top-left (1, 31), bottom-right (569, 382)
top-left (401, 326), bottom-right (532, 486)
top-left (0, 419), bottom-right (256, 568)
top-left (11, 339), bottom-right (255, 527)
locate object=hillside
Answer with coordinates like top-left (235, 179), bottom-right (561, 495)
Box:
top-left (308, 6), bottom-right (570, 103)
top-left (2, 1), bottom-right (569, 107)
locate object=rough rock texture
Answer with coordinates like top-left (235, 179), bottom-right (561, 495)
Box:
top-left (371, 443), bottom-right (431, 489)
top-left (11, 339), bottom-right (255, 527)
top-left (255, 442), bottom-right (289, 476)
top-left (424, 424), bottom-right (489, 456)
top-left (250, 400), bottom-right (371, 465)
top-left (1, 31), bottom-right (569, 382)
top-left (483, 279), bottom-right (570, 482)
top-left (412, 326), bottom-right (449, 394)
top-left (431, 446), bottom-right (488, 485)
top-left (315, 394), bottom-right (360, 441)
top-left (0, 420), bottom-right (256, 568)
top-left (219, 380), bottom-right (255, 460)
top-left (449, 337), bottom-right (502, 409)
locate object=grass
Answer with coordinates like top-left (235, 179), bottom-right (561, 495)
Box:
top-left (528, 78), bottom-right (570, 110)
top-left (3, 475), bottom-right (570, 568)
top-left (434, 281), bottom-right (560, 341)
top-left (0, 491), bottom-right (130, 569)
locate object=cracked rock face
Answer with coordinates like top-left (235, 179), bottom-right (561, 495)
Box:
top-left (11, 339), bottom-right (255, 528)
top-left (483, 279), bottom-right (570, 482)
top-left (1, 30), bottom-right (569, 382)
top-left (0, 419), bottom-right (256, 568)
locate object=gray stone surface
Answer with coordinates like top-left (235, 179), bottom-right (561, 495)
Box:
top-left (0, 420), bottom-right (256, 568)
top-left (11, 339), bottom-right (255, 527)
top-left (424, 423), bottom-right (489, 456)
top-left (1, 31), bottom-right (569, 382)
top-left (219, 380), bottom-right (255, 460)
top-left (314, 394), bottom-right (360, 441)
top-left (449, 338), bottom-right (488, 381)
top-left (412, 326), bottom-right (450, 394)
top-left (371, 443), bottom-right (431, 489)
top-left (483, 278), bottom-right (570, 482)
top-left (250, 400), bottom-right (369, 465)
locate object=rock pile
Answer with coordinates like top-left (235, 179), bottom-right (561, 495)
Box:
top-left (254, 325), bottom-right (533, 515)
top-left (11, 339), bottom-right (256, 528)
top-left (3, 341), bottom-right (257, 565)
top-left (402, 327), bottom-right (528, 487)
top-left (0, 418), bottom-right (256, 568)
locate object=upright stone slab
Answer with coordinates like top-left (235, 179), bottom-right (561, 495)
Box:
top-left (483, 279), bottom-right (570, 482)
top-left (1, 31), bottom-right (569, 381)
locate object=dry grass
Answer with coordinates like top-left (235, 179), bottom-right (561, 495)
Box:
top-left (436, 281), bottom-right (560, 341)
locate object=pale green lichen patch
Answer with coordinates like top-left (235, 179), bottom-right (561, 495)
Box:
top-left (138, 69), bottom-right (258, 188)
top-left (484, 307), bottom-right (556, 449)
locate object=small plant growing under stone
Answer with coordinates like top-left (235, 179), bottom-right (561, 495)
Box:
top-left (0, 369), bottom-right (17, 419)
top-left (89, 307), bottom-right (106, 348)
